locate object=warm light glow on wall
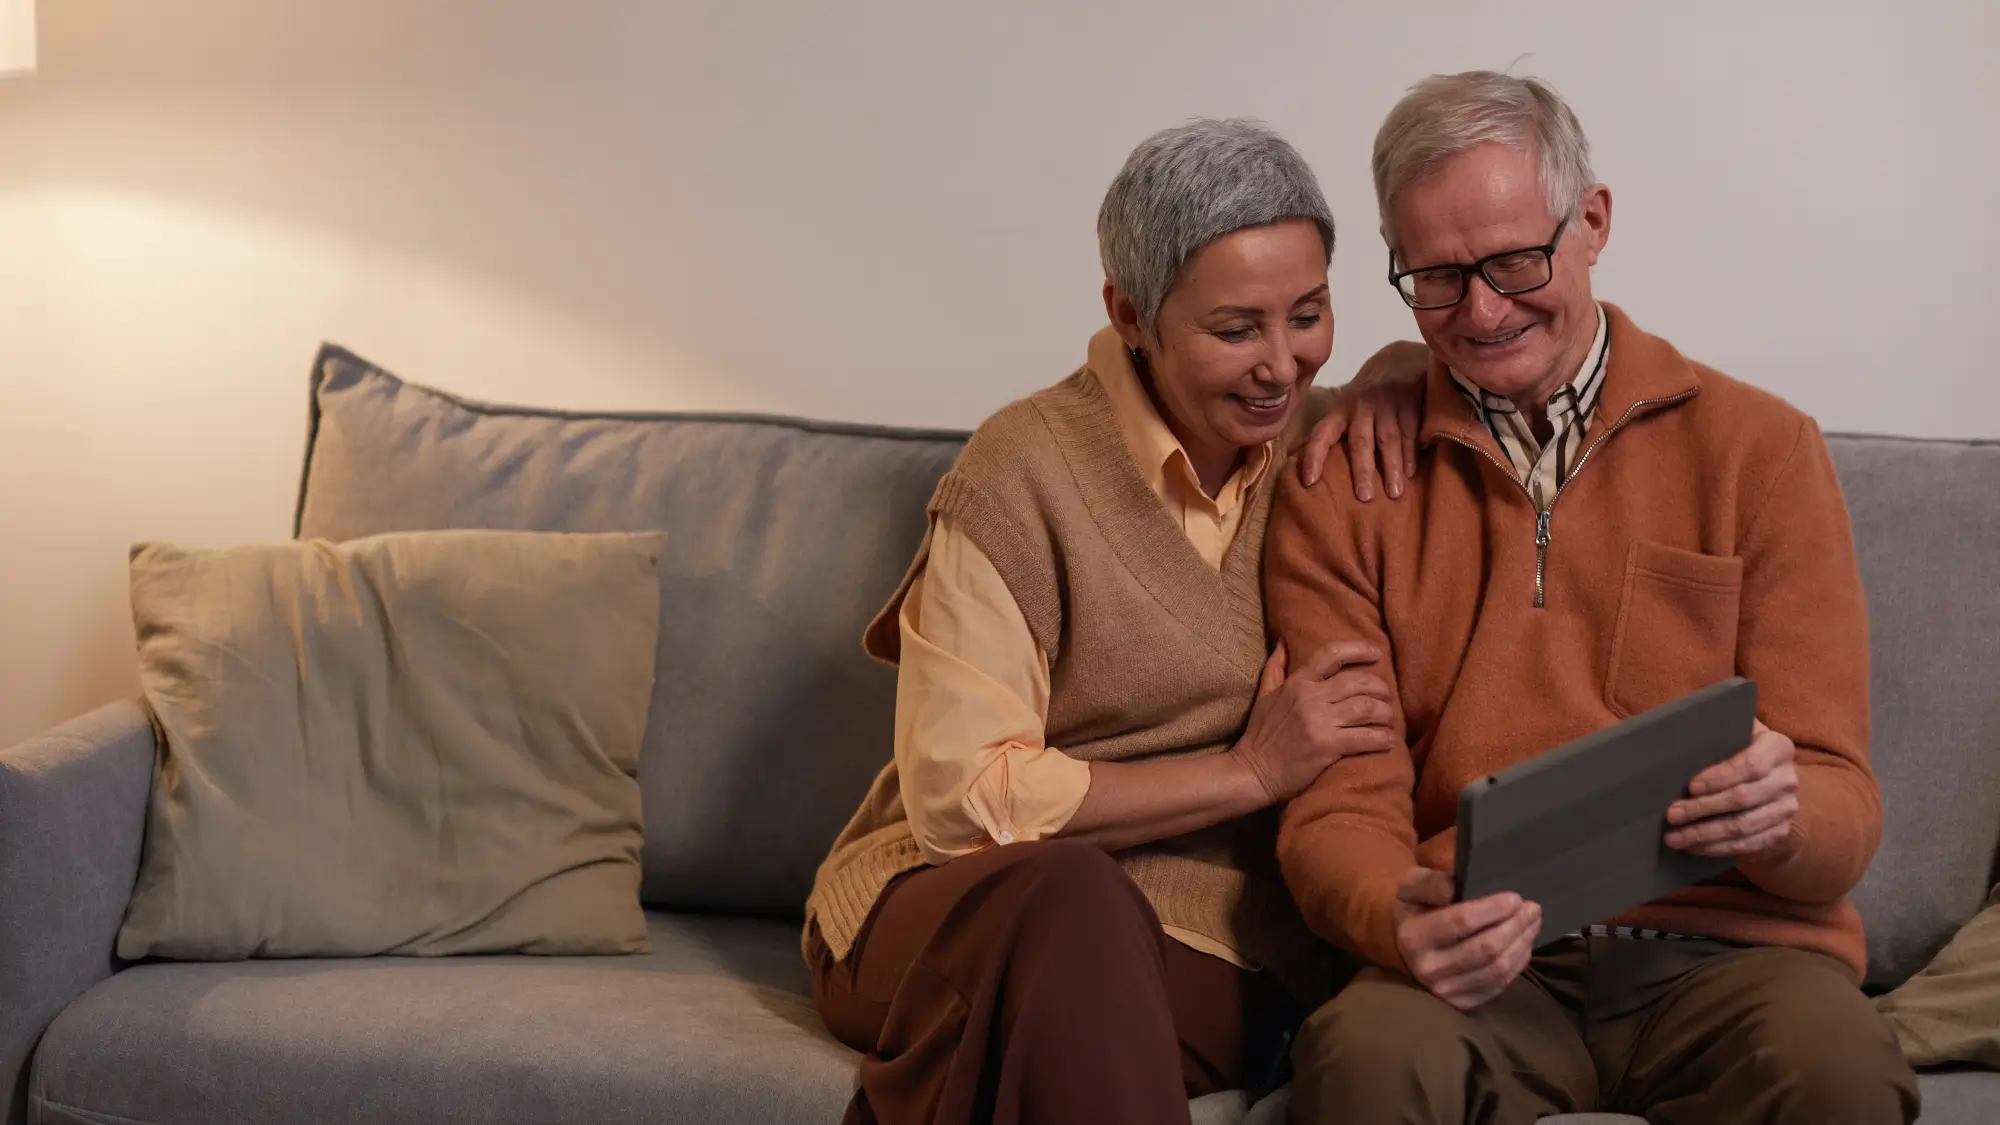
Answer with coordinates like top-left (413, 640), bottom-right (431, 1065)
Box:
top-left (0, 0), bottom-right (34, 77)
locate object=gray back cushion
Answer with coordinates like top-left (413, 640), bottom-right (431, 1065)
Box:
top-left (292, 350), bottom-right (1999, 972)
top-left (1828, 434), bottom-right (2000, 987)
top-left (295, 346), bottom-right (965, 918)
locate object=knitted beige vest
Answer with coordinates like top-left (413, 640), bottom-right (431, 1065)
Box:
top-left (805, 365), bottom-right (1332, 1001)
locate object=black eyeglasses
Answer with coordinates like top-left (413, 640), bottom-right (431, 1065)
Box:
top-left (1388, 216), bottom-right (1571, 310)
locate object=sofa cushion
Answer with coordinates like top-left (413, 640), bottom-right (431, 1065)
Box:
top-left (293, 346), bottom-right (966, 919)
top-left (1913, 1070), bottom-right (2000, 1125)
top-left (1828, 435), bottom-right (2000, 987)
top-left (35, 910), bottom-right (1257, 1125)
top-left (120, 531), bottom-right (661, 961)
top-left (30, 912), bottom-right (858, 1125)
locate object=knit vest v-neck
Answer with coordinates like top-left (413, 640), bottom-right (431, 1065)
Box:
top-left (806, 365), bottom-right (1330, 1000)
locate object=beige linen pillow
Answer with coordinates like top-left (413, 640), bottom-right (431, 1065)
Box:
top-left (117, 529), bottom-right (665, 960)
top-left (1877, 884), bottom-right (2000, 1068)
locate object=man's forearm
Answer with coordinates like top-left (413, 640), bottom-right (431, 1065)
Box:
top-left (1279, 812), bottom-right (1416, 972)
top-left (1736, 760), bottom-right (1882, 904)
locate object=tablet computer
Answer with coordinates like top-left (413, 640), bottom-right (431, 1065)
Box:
top-left (1452, 677), bottom-right (1758, 948)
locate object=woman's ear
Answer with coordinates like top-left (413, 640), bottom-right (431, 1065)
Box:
top-left (1103, 280), bottom-right (1146, 352)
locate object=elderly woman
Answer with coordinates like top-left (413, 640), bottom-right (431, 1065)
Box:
top-left (805, 119), bottom-right (1424, 1125)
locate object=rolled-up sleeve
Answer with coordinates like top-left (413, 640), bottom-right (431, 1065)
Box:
top-left (895, 512), bottom-right (1092, 866)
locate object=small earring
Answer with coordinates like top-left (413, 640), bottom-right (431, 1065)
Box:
top-left (1129, 346), bottom-right (1146, 366)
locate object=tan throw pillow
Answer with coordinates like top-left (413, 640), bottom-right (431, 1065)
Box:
top-left (117, 529), bottom-right (665, 960)
top-left (1877, 884), bottom-right (2000, 1068)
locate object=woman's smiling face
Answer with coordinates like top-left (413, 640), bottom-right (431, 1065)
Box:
top-left (1113, 218), bottom-right (1334, 470)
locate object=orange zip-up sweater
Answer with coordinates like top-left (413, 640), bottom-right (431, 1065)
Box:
top-left (1264, 303), bottom-right (1882, 981)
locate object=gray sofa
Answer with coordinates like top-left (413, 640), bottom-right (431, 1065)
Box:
top-left (3, 345), bottom-right (1996, 1125)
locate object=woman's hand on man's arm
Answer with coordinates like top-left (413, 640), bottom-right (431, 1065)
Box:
top-left (1231, 639), bottom-right (1397, 804)
top-left (1056, 640), bottom-right (1397, 853)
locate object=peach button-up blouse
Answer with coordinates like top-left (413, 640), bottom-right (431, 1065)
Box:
top-left (893, 329), bottom-right (1276, 965)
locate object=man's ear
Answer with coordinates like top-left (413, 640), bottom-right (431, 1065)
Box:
top-left (1103, 280), bottom-right (1146, 352)
top-left (1579, 183), bottom-right (1613, 266)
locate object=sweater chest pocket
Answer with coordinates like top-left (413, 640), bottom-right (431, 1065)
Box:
top-left (1604, 541), bottom-right (1742, 718)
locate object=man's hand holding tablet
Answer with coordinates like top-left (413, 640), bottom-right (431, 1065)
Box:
top-left (1664, 720), bottom-right (1800, 857)
top-left (1389, 680), bottom-right (1766, 1011)
top-left (1393, 869), bottom-right (1543, 1012)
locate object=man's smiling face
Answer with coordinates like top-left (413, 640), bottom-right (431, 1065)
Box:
top-left (1388, 141), bottom-right (1610, 407)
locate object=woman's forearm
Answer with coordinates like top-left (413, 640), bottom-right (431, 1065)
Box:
top-left (1054, 752), bottom-right (1270, 853)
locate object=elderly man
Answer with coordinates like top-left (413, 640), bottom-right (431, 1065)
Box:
top-left (1264, 72), bottom-right (1921, 1124)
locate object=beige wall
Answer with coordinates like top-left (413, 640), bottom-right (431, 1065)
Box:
top-left (2, 0), bottom-right (1995, 747)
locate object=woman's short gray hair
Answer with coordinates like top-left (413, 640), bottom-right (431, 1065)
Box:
top-left (1372, 71), bottom-right (1595, 244)
top-left (1097, 118), bottom-right (1335, 332)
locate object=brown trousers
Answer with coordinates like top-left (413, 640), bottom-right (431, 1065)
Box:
top-left (809, 839), bottom-right (1293, 1125)
top-left (1289, 934), bottom-right (1920, 1125)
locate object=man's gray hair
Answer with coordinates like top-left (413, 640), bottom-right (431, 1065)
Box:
top-left (1098, 117), bottom-right (1335, 331)
top-left (1372, 71), bottom-right (1595, 245)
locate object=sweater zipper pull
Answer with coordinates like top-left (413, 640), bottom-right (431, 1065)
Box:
top-left (1534, 510), bottom-right (1553, 609)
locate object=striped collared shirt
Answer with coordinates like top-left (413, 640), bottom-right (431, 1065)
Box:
top-left (1449, 305), bottom-right (1610, 512)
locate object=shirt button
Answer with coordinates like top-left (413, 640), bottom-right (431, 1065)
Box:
top-left (995, 830), bottom-right (1015, 845)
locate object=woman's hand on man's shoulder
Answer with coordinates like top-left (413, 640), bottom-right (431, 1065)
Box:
top-left (1298, 340), bottom-right (1432, 501)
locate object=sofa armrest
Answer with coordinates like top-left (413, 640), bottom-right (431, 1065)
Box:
top-left (0, 700), bottom-right (155, 1125)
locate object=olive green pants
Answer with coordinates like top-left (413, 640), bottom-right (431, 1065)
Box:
top-left (1289, 935), bottom-right (1918, 1125)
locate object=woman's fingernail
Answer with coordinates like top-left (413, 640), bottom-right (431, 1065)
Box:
top-left (1359, 485), bottom-right (1374, 501)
